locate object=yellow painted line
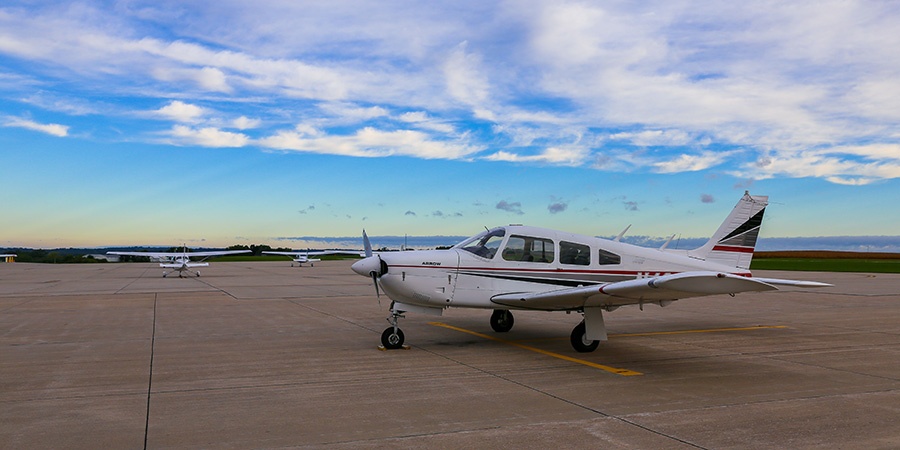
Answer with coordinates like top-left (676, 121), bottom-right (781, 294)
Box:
top-left (508, 325), bottom-right (788, 343)
top-left (428, 322), bottom-right (642, 376)
top-left (610, 325), bottom-right (788, 338)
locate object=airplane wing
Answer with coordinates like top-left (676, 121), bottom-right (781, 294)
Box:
top-left (263, 251), bottom-right (361, 256)
top-left (179, 250), bottom-right (250, 257)
top-left (490, 271), bottom-right (831, 311)
top-left (108, 250), bottom-right (250, 259)
top-left (107, 251), bottom-right (178, 259)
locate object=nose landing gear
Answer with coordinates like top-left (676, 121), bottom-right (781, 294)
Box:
top-left (381, 307), bottom-right (406, 350)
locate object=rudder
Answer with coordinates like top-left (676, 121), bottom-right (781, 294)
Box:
top-left (688, 191), bottom-right (768, 270)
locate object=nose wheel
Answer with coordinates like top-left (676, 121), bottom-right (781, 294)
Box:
top-left (380, 307), bottom-right (406, 349)
top-left (381, 327), bottom-right (405, 349)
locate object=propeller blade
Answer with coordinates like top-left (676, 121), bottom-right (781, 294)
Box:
top-left (362, 229), bottom-right (372, 258)
top-left (369, 271), bottom-right (381, 297)
top-left (370, 271), bottom-right (381, 305)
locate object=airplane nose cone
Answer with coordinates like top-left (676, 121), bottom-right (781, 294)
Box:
top-left (352, 256), bottom-right (381, 277)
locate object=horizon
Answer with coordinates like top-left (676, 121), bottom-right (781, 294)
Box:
top-left (2, 2), bottom-right (899, 247)
top-left (5, 234), bottom-right (900, 254)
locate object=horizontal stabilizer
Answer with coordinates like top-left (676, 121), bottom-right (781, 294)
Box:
top-left (751, 277), bottom-right (832, 288)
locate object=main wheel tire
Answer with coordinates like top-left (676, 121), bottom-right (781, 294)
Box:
top-left (570, 321), bottom-right (599, 353)
top-left (490, 309), bottom-right (515, 332)
top-left (381, 327), bottom-right (405, 349)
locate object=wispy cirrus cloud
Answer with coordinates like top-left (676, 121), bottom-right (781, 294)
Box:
top-left (3, 116), bottom-right (68, 137)
top-left (259, 127), bottom-right (482, 159)
top-left (165, 125), bottom-right (249, 147)
top-left (2, 1), bottom-right (900, 185)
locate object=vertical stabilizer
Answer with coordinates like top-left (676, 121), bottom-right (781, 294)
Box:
top-left (688, 192), bottom-right (768, 269)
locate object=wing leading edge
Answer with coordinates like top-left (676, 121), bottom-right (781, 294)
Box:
top-left (108, 250), bottom-right (250, 261)
top-left (490, 271), bottom-right (830, 311)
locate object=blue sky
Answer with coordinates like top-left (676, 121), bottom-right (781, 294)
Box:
top-left (1, 1), bottom-right (899, 249)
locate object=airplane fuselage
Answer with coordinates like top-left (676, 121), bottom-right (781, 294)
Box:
top-left (356, 225), bottom-right (745, 312)
top-left (352, 194), bottom-right (830, 352)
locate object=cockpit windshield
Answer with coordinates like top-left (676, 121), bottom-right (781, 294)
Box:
top-left (455, 227), bottom-right (505, 259)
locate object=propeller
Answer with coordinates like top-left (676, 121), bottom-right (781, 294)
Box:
top-left (352, 230), bottom-right (386, 300)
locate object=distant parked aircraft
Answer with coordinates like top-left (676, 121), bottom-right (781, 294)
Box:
top-left (263, 249), bottom-right (362, 267)
top-left (108, 247), bottom-right (250, 277)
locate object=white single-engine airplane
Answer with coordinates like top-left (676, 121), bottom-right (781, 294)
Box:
top-left (263, 249), bottom-right (362, 267)
top-left (352, 192), bottom-right (832, 352)
top-left (108, 247), bottom-right (250, 277)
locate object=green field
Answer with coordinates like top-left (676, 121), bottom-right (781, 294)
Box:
top-left (750, 251), bottom-right (900, 273)
top-left (213, 250), bottom-right (900, 273)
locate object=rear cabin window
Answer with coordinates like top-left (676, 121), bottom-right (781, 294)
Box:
top-left (559, 241), bottom-right (590, 266)
top-left (598, 249), bottom-right (621, 265)
top-left (502, 235), bottom-right (555, 263)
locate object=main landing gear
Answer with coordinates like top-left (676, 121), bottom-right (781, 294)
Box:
top-left (490, 309), bottom-right (514, 332)
top-left (378, 307), bottom-right (602, 353)
top-left (570, 321), bottom-right (600, 353)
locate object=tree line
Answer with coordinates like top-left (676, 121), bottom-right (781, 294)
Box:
top-left (1, 244), bottom-right (296, 264)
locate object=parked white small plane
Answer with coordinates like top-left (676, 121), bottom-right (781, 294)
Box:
top-left (263, 250), bottom-right (362, 267)
top-left (352, 192), bottom-right (832, 351)
top-left (108, 247), bottom-right (250, 277)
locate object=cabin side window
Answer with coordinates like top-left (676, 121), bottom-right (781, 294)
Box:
top-left (502, 235), bottom-right (555, 263)
top-left (598, 248), bottom-right (621, 265)
top-left (559, 241), bottom-right (590, 266)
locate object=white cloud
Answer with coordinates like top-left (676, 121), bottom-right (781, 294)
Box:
top-left (231, 116), bottom-right (261, 130)
top-left (3, 117), bottom-right (68, 137)
top-left (167, 125), bottom-right (249, 147)
top-left (734, 147), bottom-right (900, 184)
top-left (484, 146), bottom-right (589, 166)
top-left (195, 67), bottom-right (231, 92)
top-left (259, 127), bottom-right (482, 159)
top-left (319, 103), bottom-right (389, 121)
top-left (155, 101), bottom-right (205, 123)
top-left (444, 41), bottom-right (490, 107)
top-left (398, 111), bottom-right (455, 133)
top-left (653, 151), bottom-right (734, 173)
top-left (153, 66), bottom-right (232, 93)
top-left (610, 129), bottom-right (693, 147)
top-left (3, 1), bottom-right (900, 183)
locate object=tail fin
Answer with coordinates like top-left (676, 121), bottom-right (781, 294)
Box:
top-left (688, 191), bottom-right (768, 270)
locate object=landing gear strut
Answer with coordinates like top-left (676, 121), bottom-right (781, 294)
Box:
top-left (381, 307), bottom-right (405, 349)
top-left (490, 309), bottom-right (515, 332)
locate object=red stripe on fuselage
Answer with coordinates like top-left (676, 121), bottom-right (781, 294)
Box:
top-left (387, 264), bottom-right (751, 278)
top-left (712, 245), bottom-right (755, 253)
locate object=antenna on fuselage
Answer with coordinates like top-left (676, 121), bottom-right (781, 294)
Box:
top-left (614, 225), bottom-right (631, 242)
top-left (659, 234), bottom-right (675, 250)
